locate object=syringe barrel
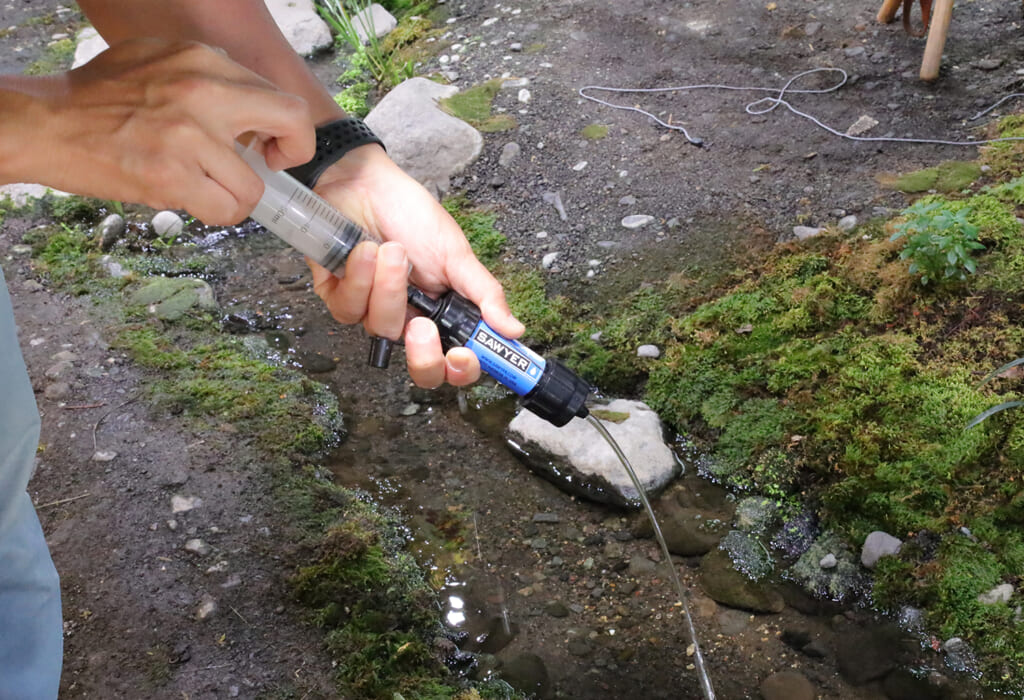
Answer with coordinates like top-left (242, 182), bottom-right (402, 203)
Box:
top-left (236, 143), bottom-right (377, 274)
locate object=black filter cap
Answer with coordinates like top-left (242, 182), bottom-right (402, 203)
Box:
top-left (520, 359), bottom-right (591, 427)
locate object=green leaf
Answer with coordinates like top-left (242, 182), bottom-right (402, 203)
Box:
top-left (966, 401), bottom-right (1024, 429)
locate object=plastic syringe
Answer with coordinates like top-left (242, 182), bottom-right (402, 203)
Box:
top-left (237, 144), bottom-right (591, 427)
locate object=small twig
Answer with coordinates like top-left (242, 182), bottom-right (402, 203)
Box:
top-left (230, 606), bottom-right (250, 626)
top-left (37, 492), bottom-right (91, 510)
top-left (61, 402), bottom-right (107, 410)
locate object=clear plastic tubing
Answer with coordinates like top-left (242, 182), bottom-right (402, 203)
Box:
top-left (235, 142), bottom-right (379, 274)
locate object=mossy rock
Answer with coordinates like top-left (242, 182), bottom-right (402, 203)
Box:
top-left (129, 277), bottom-right (217, 321)
top-left (698, 547), bottom-right (785, 613)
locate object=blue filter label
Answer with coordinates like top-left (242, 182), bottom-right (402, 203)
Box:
top-left (465, 321), bottom-right (546, 396)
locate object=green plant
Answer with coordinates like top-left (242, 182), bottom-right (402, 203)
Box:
top-left (890, 200), bottom-right (984, 285)
top-left (967, 357), bottom-right (1024, 428)
top-left (319, 0), bottom-right (414, 89)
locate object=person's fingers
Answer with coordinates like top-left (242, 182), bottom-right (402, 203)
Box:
top-left (325, 241), bottom-right (378, 324)
top-left (444, 346), bottom-right (481, 387)
top-left (404, 317), bottom-right (446, 389)
top-left (186, 142), bottom-right (267, 224)
top-left (364, 242), bottom-right (409, 339)
top-left (445, 254), bottom-right (524, 339)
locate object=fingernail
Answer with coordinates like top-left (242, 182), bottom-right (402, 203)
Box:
top-left (380, 242), bottom-right (406, 267)
top-left (359, 241), bottom-right (379, 262)
top-left (447, 352), bottom-right (472, 373)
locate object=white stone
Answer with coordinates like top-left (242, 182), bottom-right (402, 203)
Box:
top-left (518, 88), bottom-right (531, 104)
top-left (838, 215), bottom-right (858, 233)
top-left (542, 252), bottom-right (559, 269)
top-left (846, 115), bottom-right (879, 137)
top-left (366, 78), bottom-right (483, 198)
top-left (978, 583), bottom-right (1014, 605)
top-left (267, 0), bottom-right (335, 54)
top-left (184, 539), bottom-right (211, 556)
top-left (72, 26), bottom-right (107, 68)
top-left (861, 531), bottom-right (902, 569)
top-left (622, 215), bottom-right (655, 229)
top-left (91, 450), bottom-right (118, 462)
top-left (636, 344), bottom-right (661, 359)
top-left (572, 161), bottom-right (588, 172)
top-left (506, 399), bottom-right (679, 508)
top-left (0, 183), bottom-right (69, 206)
top-left (152, 211), bottom-right (185, 238)
top-left (498, 142), bottom-right (521, 167)
top-left (793, 226), bottom-right (826, 241)
top-left (819, 553), bottom-right (838, 569)
top-left (195, 596), bottom-right (217, 621)
top-left (171, 495), bottom-right (202, 514)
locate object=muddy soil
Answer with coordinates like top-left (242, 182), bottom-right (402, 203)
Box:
top-left (4, 0), bottom-right (1024, 699)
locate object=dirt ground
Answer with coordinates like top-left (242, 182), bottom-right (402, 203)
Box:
top-left (3, 0), bottom-right (1024, 699)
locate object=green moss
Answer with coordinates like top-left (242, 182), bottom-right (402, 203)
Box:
top-left (590, 409), bottom-right (629, 423)
top-left (442, 196), bottom-right (506, 265)
top-left (379, 15), bottom-right (432, 53)
top-left (24, 38), bottom-right (74, 76)
top-left (495, 265), bottom-right (575, 348)
top-left (888, 161), bottom-right (982, 193)
top-left (981, 114), bottom-right (1024, 179)
top-left (581, 123), bottom-right (609, 140)
top-left (439, 80), bottom-right (517, 132)
top-left (334, 81), bottom-right (371, 117)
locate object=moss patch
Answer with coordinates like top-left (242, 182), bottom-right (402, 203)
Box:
top-left (442, 196), bottom-right (506, 265)
top-left (581, 123), bottom-right (609, 140)
top-left (440, 79), bottom-right (517, 132)
top-left (24, 37), bottom-right (74, 76)
top-left (881, 160), bottom-right (983, 193)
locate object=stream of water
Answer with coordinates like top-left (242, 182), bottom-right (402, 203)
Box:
top-left (585, 414), bottom-right (717, 700)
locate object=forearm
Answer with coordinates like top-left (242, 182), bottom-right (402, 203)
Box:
top-left (77, 0), bottom-right (344, 124)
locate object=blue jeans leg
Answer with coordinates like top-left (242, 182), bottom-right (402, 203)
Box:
top-left (0, 268), bottom-right (62, 700)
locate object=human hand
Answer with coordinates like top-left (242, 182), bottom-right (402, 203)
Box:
top-left (27, 38), bottom-right (315, 224)
top-left (308, 144), bottom-right (524, 388)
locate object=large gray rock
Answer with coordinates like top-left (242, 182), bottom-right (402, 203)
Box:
top-left (352, 3), bottom-right (398, 43)
top-left (265, 0), bottom-right (333, 56)
top-left (72, 2), bottom-right (331, 68)
top-left (505, 399), bottom-right (679, 508)
top-left (366, 78), bottom-right (483, 198)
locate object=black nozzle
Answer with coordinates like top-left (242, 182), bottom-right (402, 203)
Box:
top-left (520, 359), bottom-right (591, 427)
top-left (368, 336), bottom-right (393, 368)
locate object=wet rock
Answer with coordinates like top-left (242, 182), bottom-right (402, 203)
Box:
top-left (366, 78), bottom-right (483, 198)
top-left (716, 608), bottom-right (752, 635)
top-left (882, 667), bottom-right (945, 700)
top-left (499, 142), bottom-right (521, 167)
top-left (294, 351), bottom-right (337, 374)
top-left (698, 548), bottom-right (784, 613)
top-left (506, 398), bottom-right (680, 508)
top-left (719, 530), bottom-right (773, 580)
top-left (835, 627), bottom-right (901, 685)
top-left (621, 214), bottom-right (655, 229)
top-left (628, 554), bottom-right (657, 576)
top-left (151, 211), bottom-right (185, 238)
top-left (43, 382), bottom-right (71, 400)
top-left (499, 653), bottom-right (551, 699)
top-left (735, 497), bottom-right (779, 532)
top-left (861, 531), bottom-right (902, 569)
top-left (789, 531), bottom-right (864, 602)
top-left (780, 627), bottom-right (812, 651)
top-left (97, 214), bottom-right (125, 250)
top-left (532, 512), bottom-right (560, 523)
top-left (566, 638), bottom-right (592, 657)
top-left (760, 670), bottom-right (816, 700)
top-left (130, 277), bottom-right (217, 321)
top-left (544, 600), bottom-right (569, 618)
top-left (972, 58), bottom-right (1003, 71)
top-left (630, 497), bottom-right (729, 556)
